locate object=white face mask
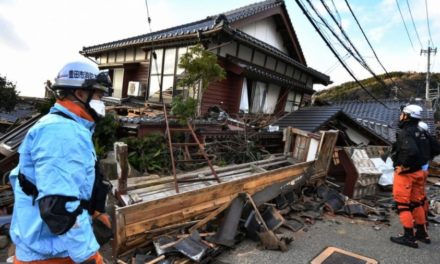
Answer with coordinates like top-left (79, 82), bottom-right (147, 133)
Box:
top-left (89, 99), bottom-right (106, 117)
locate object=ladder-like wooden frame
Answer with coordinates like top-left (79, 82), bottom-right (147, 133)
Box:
top-left (163, 104), bottom-right (220, 193)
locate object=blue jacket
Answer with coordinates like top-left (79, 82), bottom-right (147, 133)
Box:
top-left (9, 103), bottom-right (100, 262)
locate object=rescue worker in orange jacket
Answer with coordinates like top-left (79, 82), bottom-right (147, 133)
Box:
top-left (390, 104), bottom-right (431, 248)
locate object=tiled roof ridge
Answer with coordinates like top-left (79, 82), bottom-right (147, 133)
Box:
top-left (83, 17), bottom-right (214, 51)
top-left (221, 0), bottom-right (281, 20)
top-left (83, 0), bottom-right (283, 52)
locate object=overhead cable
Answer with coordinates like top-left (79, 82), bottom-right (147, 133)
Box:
top-left (405, 0), bottom-right (423, 48)
top-left (311, 0), bottom-right (404, 99)
top-left (330, 0), bottom-right (342, 27)
top-left (395, 0), bottom-right (416, 52)
top-left (144, 0), bottom-right (162, 102)
top-left (424, 0), bottom-right (434, 46)
top-left (342, 0), bottom-right (408, 96)
top-left (295, 0), bottom-right (390, 109)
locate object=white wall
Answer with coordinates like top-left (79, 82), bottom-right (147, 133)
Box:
top-left (239, 17), bottom-right (288, 54)
top-left (341, 122), bottom-right (370, 145)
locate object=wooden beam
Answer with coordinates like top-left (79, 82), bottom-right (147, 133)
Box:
top-left (115, 142), bottom-right (128, 195)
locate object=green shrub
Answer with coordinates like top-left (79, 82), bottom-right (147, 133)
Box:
top-left (123, 133), bottom-right (170, 174)
top-left (93, 113), bottom-right (119, 158)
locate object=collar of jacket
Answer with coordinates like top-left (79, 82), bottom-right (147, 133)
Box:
top-left (399, 118), bottom-right (419, 129)
top-left (50, 102), bottom-right (95, 131)
top-left (56, 99), bottom-right (94, 122)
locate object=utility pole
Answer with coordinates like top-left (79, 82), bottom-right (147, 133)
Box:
top-left (421, 46), bottom-right (437, 101)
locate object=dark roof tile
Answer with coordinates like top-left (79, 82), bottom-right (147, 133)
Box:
top-left (273, 106), bottom-right (342, 132)
top-left (82, 0), bottom-right (282, 54)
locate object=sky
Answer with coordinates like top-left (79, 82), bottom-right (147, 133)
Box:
top-left (0, 0), bottom-right (439, 98)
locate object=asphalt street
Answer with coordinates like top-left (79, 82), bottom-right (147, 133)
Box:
top-left (217, 214), bottom-right (440, 264)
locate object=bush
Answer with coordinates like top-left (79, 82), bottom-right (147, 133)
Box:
top-left (0, 74), bottom-right (19, 111)
top-left (93, 113), bottom-right (119, 158)
top-left (123, 133), bottom-right (170, 174)
top-left (170, 96), bottom-right (198, 124)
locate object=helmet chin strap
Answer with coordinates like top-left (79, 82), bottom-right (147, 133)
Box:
top-left (73, 89), bottom-right (101, 122)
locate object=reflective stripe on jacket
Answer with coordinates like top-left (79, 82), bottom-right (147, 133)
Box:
top-left (9, 103), bottom-right (99, 263)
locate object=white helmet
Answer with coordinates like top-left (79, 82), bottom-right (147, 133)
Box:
top-left (52, 61), bottom-right (112, 94)
top-left (402, 104), bottom-right (423, 119)
top-left (418, 121), bottom-right (429, 132)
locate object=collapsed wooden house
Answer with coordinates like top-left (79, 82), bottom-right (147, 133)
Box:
top-left (81, 0), bottom-right (331, 117)
top-left (110, 128), bottom-right (338, 256)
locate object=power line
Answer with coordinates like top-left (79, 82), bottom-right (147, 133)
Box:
top-left (325, 53), bottom-right (350, 74)
top-left (424, 0), bottom-right (434, 46)
top-left (405, 0), bottom-right (423, 48)
top-left (395, 0), bottom-right (416, 52)
top-left (315, 0), bottom-right (406, 98)
top-left (330, 0), bottom-right (342, 27)
top-left (343, 0), bottom-right (407, 96)
top-left (144, 0), bottom-right (162, 102)
top-left (295, 0), bottom-right (390, 109)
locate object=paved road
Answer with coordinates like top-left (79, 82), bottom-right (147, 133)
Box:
top-left (217, 214), bottom-right (439, 264)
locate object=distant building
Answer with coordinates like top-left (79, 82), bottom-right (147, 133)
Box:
top-left (81, 0), bottom-right (330, 117)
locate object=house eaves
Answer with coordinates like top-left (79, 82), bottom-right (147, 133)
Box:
top-left (229, 29), bottom-right (330, 85)
top-left (227, 55), bottom-right (313, 94)
top-left (81, 0), bottom-right (284, 56)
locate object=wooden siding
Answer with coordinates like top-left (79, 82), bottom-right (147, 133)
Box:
top-left (201, 71), bottom-right (243, 115)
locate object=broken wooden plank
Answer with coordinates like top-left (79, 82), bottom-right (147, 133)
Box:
top-left (124, 194), bottom-right (236, 236)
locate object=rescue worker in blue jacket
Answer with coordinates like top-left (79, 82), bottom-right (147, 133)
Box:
top-left (9, 61), bottom-right (113, 264)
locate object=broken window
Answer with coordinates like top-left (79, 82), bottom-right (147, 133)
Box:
top-left (250, 81), bottom-right (266, 113)
top-left (112, 68), bottom-right (124, 98)
top-left (148, 47), bottom-right (182, 103)
top-left (284, 91), bottom-right (302, 112)
top-left (248, 81), bottom-right (280, 114)
top-left (262, 84), bottom-right (280, 114)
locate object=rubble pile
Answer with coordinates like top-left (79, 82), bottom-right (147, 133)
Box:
top-left (115, 181), bottom-right (397, 263)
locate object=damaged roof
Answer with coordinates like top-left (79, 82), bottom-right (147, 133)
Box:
top-left (273, 100), bottom-right (435, 143)
top-left (273, 106), bottom-right (342, 132)
top-left (333, 99), bottom-right (435, 138)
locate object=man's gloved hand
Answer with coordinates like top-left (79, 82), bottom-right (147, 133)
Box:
top-left (93, 211), bottom-right (111, 229)
top-left (92, 211), bottom-right (113, 246)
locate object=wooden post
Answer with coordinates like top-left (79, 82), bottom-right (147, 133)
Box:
top-left (283, 126), bottom-right (292, 155)
top-left (315, 131), bottom-right (338, 174)
top-left (115, 142), bottom-right (128, 195)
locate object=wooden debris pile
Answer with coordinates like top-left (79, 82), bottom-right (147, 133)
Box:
top-left (109, 129), bottom-right (339, 262)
